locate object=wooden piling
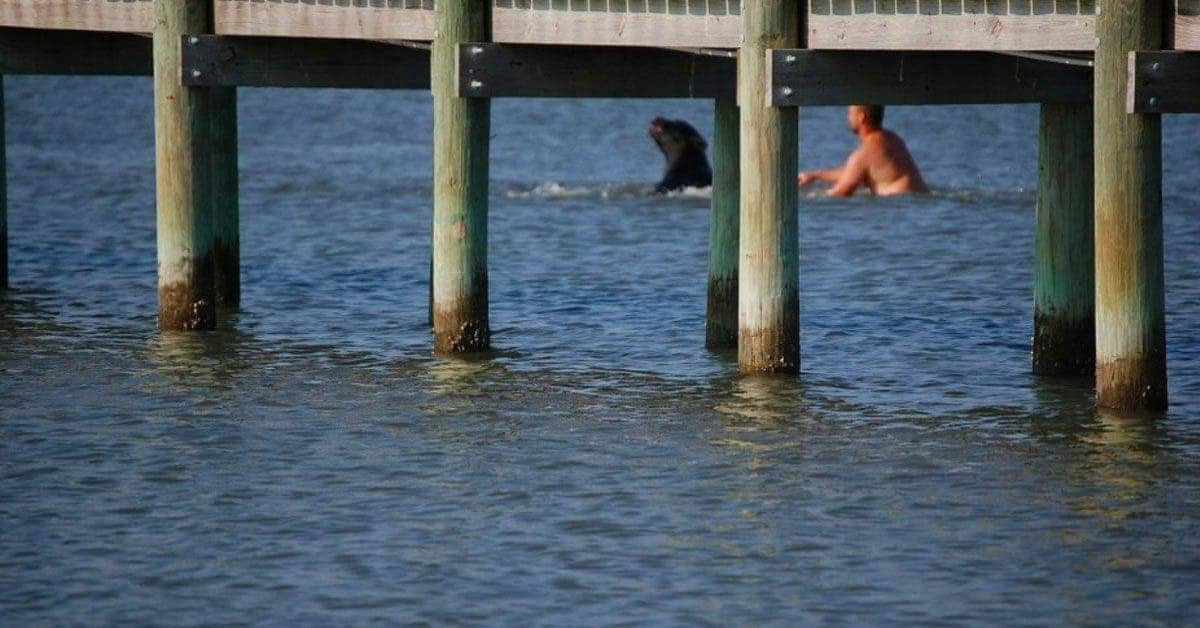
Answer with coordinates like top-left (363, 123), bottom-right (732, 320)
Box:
top-left (211, 86), bottom-right (239, 309)
top-left (1033, 103), bottom-right (1094, 377)
top-left (155, 0), bottom-right (215, 330)
top-left (432, 0), bottom-right (490, 354)
top-left (738, 0), bottom-right (800, 373)
top-left (707, 98), bottom-right (739, 350)
top-left (0, 75), bottom-right (6, 292)
top-left (1094, 1), bottom-right (1167, 410)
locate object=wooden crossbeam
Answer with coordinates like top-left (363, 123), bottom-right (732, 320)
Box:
top-left (0, 0), bottom-right (153, 34)
top-left (1127, 51), bottom-right (1200, 113)
top-left (180, 35), bottom-right (429, 90)
top-left (769, 50), bottom-right (1092, 106)
top-left (0, 27), bottom-right (150, 75)
top-left (457, 43), bottom-right (735, 99)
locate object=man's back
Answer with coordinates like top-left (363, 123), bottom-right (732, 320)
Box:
top-left (854, 129), bottom-right (929, 196)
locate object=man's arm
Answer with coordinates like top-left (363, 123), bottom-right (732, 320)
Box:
top-left (826, 149), bottom-right (868, 197)
top-left (797, 166), bottom-right (844, 187)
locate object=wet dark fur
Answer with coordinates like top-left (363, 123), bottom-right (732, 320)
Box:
top-left (649, 117), bottom-right (713, 193)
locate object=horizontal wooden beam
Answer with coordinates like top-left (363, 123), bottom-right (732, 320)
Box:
top-left (769, 50), bottom-right (1092, 106)
top-left (492, 7), bottom-right (741, 49)
top-left (1127, 51), bottom-right (1200, 113)
top-left (0, 27), bottom-right (150, 76)
top-left (214, 0), bottom-right (435, 41)
top-left (457, 43), bottom-right (735, 99)
top-left (1177, 15), bottom-right (1200, 51)
top-left (807, 14), bottom-right (1096, 51)
top-left (180, 35), bottom-right (429, 90)
top-left (0, 0), bottom-right (153, 34)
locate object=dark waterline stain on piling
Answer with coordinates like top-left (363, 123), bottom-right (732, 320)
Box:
top-left (738, 288), bottom-right (800, 374)
top-left (1097, 329), bottom-right (1168, 411)
top-left (158, 252), bottom-right (216, 331)
top-left (433, 271), bottom-right (490, 354)
top-left (1032, 309), bottom-right (1095, 377)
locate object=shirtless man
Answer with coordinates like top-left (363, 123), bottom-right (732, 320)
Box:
top-left (798, 105), bottom-right (929, 197)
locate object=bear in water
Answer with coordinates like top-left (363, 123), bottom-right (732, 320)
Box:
top-left (649, 117), bottom-right (713, 194)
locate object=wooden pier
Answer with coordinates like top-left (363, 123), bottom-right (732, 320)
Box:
top-left (1, 1), bottom-right (1196, 410)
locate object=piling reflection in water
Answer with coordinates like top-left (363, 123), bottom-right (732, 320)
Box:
top-left (2, 79), bottom-right (1199, 624)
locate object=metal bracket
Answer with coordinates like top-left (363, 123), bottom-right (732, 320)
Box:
top-left (1127, 51), bottom-right (1200, 113)
top-left (769, 50), bottom-right (1093, 107)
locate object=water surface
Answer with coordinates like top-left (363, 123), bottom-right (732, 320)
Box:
top-left (2, 78), bottom-right (1199, 624)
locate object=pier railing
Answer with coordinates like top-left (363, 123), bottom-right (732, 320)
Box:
top-left (0, 0), bottom-right (1195, 412)
top-left (0, 1), bottom-right (1195, 52)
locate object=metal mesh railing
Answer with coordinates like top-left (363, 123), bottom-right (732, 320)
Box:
top-left (494, 1), bottom-right (741, 16)
top-left (810, 0), bottom-right (1097, 15)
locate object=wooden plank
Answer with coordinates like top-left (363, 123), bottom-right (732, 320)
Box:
top-left (706, 98), bottom-right (738, 350)
top-left (1033, 102), bottom-right (1094, 377)
top-left (0, 26), bottom-right (150, 75)
top-left (214, 0), bottom-right (435, 41)
top-left (432, 0), bottom-right (491, 354)
top-left (1177, 15), bottom-right (1200, 51)
top-left (458, 43), bottom-right (735, 99)
top-left (807, 14), bottom-right (1096, 51)
top-left (737, 0), bottom-right (800, 373)
top-left (769, 50), bottom-right (1091, 106)
top-left (0, 0), bottom-right (153, 34)
top-left (181, 35), bottom-right (429, 89)
top-left (492, 7), bottom-right (740, 49)
top-left (1095, 1), bottom-right (1167, 410)
top-left (155, 0), bottom-right (217, 331)
top-left (1127, 51), bottom-right (1200, 113)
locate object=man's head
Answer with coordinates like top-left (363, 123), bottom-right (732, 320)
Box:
top-left (847, 105), bottom-right (885, 135)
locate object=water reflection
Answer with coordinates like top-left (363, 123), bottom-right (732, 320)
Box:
top-left (143, 326), bottom-right (259, 394)
top-left (714, 375), bottom-right (808, 422)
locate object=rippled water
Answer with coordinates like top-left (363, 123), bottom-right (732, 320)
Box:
top-left (3, 78), bottom-right (1199, 624)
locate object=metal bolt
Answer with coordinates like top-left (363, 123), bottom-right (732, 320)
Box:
top-left (469, 80), bottom-right (484, 89)
top-left (785, 54), bottom-right (796, 64)
top-left (1148, 96), bottom-right (1159, 108)
top-left (470, 46), bottom-right (484, 55)
top-left (188, 36), bottom-right (199, 46)
top-left (191, 68), bottom-right (202, 79)
top-left (781, 86), bottom-right (793, 97)
top-left (1151, 61), bottom-right (1161, 73)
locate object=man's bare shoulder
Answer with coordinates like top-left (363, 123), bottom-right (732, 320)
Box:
top-left (879, 129), bottom-right (913, 151)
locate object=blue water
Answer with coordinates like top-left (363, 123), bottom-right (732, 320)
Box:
top-left (2, 77), bottom-right (1199, 624)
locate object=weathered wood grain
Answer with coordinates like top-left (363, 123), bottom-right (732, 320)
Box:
top-left (0, 27), bottom-right (150, 76)
top-left (807, 14), bottom-right (1095, 50)
top-left (738, 0), bottom-right (800, 374)
top-left (1095, 1), bottom-right (1167, 410)
top-left (769, 50), bottom-right (1092, 106)
top-left (457, 43), bottom-right (734, 99)
top-left (155, 0), bottom-right (215, 330)
top-left (492, 7), bottom-right (740, 48)
top-left (181, 35), bottom-right (429, 89)
top-left (1033, 103), bottom-right (1094, 377)
top-left (707, 98), bottom-right (738, 351)
top-left (214, 0), bottom-right (435, 41)
top-left (0, 0), bottom-right (153, 34)
top-left (211, 86), bottom-right (239, 309)
top-left (1177, 15), bottom-right (1200, 50)
top-left (1126, 51), bottom-right (1200, 113)
top-left (433, 0), bottom-right (491, 354)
